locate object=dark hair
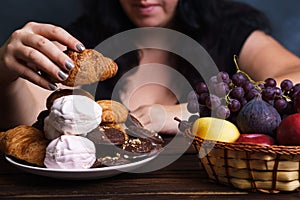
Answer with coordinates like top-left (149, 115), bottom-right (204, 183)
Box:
top-left (69, 0), bottom-right (270, 99)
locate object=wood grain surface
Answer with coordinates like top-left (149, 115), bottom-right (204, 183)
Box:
top-left (1, 136), bottom-right (300, 200)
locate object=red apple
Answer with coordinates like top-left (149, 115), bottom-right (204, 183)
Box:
top-left (276, 113), bottom-right (300, 145)
top-left (235, 134), bottom-right (276, 145)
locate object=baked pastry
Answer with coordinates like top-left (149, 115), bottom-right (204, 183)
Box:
top-left (0, 125), bottom-right (49, 166)
top-left (64, 49), bottom-right (118, 86)
top-left (97, 100), bottom-right (129, 124)
top-left (46, 88), bottom-right (94, 110)
top-left (47, 49), bottom-right (118, 86)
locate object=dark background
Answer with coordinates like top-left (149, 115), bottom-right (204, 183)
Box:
top-left (1, 0), bottom-right (300, 56)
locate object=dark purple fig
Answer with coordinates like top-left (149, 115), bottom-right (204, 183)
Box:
top-left (236, 95), bottom-right (281, 135)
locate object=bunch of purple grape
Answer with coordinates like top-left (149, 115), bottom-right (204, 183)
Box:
top-left (187, 70), bottom-right (299, 122)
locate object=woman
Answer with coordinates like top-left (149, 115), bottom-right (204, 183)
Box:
top-left (0, 0), bottom-right (300, 133)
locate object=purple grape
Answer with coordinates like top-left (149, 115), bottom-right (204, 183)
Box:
top-left (284, 101), bottom-right (296, 115)
top-left (220, 98), bottom-right (227, 106)
top-left (199, 105), bottom-right (211, 117)
top-left (187, 90), bottom-right (199, 102)
top-left (245, 88), bottom-right (260, 100)
top-left (280, 79), bottom-right (293, 92)
top-left (229, 87), bottom-right (245, 100)
top-left (188, 115), bottom-right (199, 123)
top-left (217, 71), bottom-right (230, 83)
top-left (273, 87), bottom-right (282, 96)
top-left (264, 78), bottom-right (277, 88)
top-left (294, 92), bottom-right (300, 113)
top-left (262, 87), bottom-right (275, 101)
top-left (289, 83), bottom-right (300, 98)
top-left (231, 72), bottom-right (247, 86)
top-left (239, 98), bottom-right (248, 106)
top-left (228, 99), bottom-right (241, 112)
top-left (178, 120), bottom-right (191, 132)
top-left (195, 82), bottom-right (208, 94)
top-left (214, 82), bottom-right (229, 97)
top-left (274, 97), bottom-right (288, 113)
top-left (209, 76), bottom-right (218, 90)
top-left (198, 93), bottom-right (209, 105)
top-left (187, 100), bottom-right (200, 113)
top-left (242, 81), bottom-right (254, 93)
top-left (215, 106), bottom-right (230, 119)
top-left (206, 94), bottom-right (221, 110)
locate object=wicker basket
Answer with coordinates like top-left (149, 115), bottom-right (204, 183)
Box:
top-left (192, 136), bottom-right (300, 193)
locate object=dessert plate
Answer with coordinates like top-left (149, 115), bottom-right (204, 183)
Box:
top-left (5, 154), bottom-right (158, 180)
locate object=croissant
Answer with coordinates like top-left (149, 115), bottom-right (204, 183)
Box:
top-left (0, 125), bottom-right (49, 166)
top-left (97, 100), bottom-right (129, 124)
top-left (46, 49), bottom-right (118, 86)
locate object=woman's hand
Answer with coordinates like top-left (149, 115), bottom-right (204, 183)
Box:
top-left (0, 22), bottom-right (84, 90)
top-left (131, 103), bottom-right (191, 134)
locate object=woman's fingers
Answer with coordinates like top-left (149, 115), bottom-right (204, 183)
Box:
top-left (14, 45), bottom-right (69, 82)
top-left (131, 104), bottom-right (167, 132)
top-left (1, 22), bottom-right (84, 90)
top-left (24, 22), bottom-right (84, 52)
top-left (10, 58), bottom-right (57, 90)
top-left (21, 32), bottom-right (75, 72)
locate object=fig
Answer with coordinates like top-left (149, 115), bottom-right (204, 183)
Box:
top-left (236, 95), bottom-right (281, 135)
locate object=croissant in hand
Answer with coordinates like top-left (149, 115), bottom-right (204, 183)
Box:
top-left (0, 125), bottom-right (49, 166)
top-left (46, 49), bottom-right (118, 87)
top-left (64, 49), bottom-right (118, 86)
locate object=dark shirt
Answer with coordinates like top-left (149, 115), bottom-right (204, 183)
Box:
top-left (67, 2), bottom-right (270, 101)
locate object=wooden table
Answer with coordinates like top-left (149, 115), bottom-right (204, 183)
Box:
top-left (1, 139), bottom-right (300, 200)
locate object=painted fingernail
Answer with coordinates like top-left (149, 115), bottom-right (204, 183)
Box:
top-left (76, 43), bottom-right (85, 52)
top-left (65, 59), bottom-right (75, 70)
top-left (49, 83), bottom-right (58, 91)
top-left (58, 70), bottom-right (68, 81)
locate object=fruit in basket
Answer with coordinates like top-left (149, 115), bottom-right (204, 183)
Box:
top-left (185, 57), bottom-right (300, 144)
top-left (276, 113), bottom-right (300, 145)
top-left (293, 91), bottom-right (300, 113)
top-left (236, 95), bottom-right (281, 135)
top-left (192, 117), bottom-right (240, 142)
top-left (187, 53), bottom-right (300, 122)
top-left (235, 133), bottom-right (276, 145)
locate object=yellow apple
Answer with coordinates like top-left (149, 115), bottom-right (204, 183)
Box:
top-left (192, 117), bottom-right (240, 142)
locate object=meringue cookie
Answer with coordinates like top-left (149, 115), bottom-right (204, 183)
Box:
top-left (44, 95), bottom-right (102, 140)
top-left (44, 135), bottom-right (96, 169)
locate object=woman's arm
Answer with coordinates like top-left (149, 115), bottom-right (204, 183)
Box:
top-left (239, 30), bottom-right (300, 84)
top-left (0, 22), bottom-right (83, 130)
top-left (0, 79), bottom-right (51, 130)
